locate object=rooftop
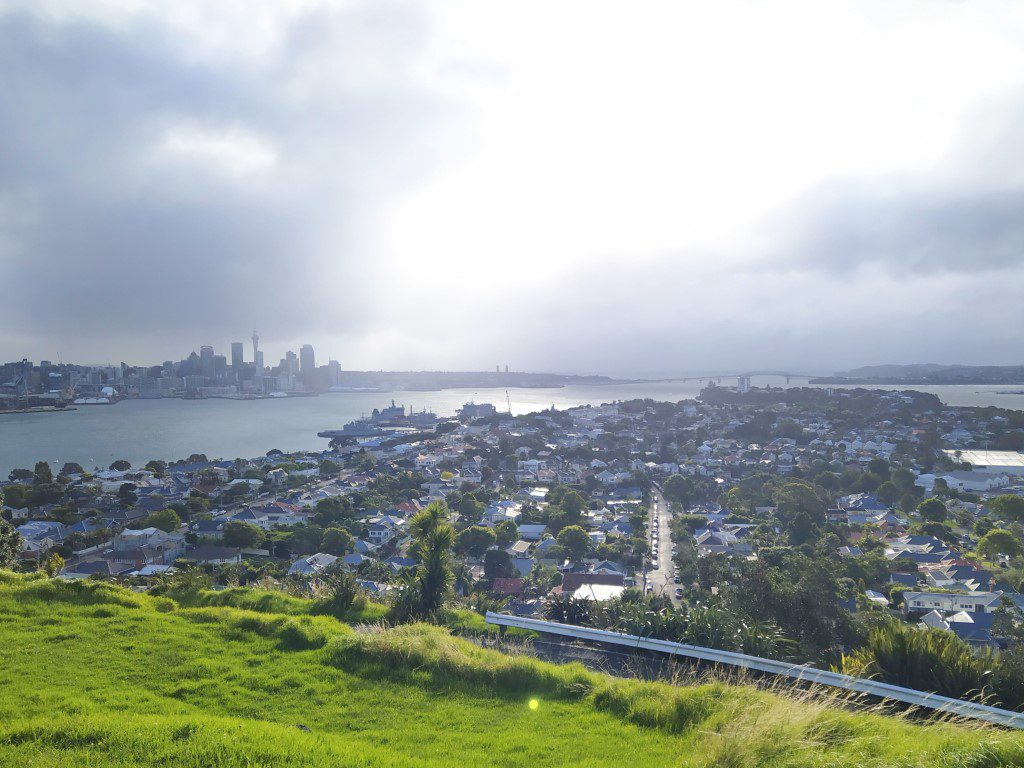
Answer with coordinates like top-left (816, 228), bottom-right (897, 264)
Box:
top-left (944, 449), bottom-right (1024, 468)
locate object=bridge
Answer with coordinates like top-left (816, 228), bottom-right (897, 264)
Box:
top-left (646, 371), bottom-right (823, 386)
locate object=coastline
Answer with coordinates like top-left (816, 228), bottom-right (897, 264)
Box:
top-left (0, 406), bottom-right (78, 415)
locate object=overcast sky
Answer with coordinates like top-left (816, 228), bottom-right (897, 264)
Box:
top-left (2, 0), bottom-right (1024, 375)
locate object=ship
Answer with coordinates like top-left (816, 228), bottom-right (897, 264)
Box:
top-left (317, 400), bottom-right (440, 439)
top-left (317, 419), bottom-right (387, 438)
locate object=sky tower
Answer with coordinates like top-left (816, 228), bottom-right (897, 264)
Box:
top-left (251, 330), bottom-right (262, 375)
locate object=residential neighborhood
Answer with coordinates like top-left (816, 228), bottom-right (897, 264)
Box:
top-left (5, 385), bottom-right (1024, 705)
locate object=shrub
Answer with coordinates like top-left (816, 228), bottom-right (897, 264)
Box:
top-left (841, 622), bottom-right (991, 700)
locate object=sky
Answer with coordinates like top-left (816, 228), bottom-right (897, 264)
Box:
top-left (2, 0), bottom-right (1024, 376)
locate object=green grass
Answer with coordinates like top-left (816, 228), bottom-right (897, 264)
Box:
top-left (1, 572), bottom-right (1024, 767)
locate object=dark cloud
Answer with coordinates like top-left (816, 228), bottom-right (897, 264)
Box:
top-left (777, 179), bottom-right (1024, 275)
top-left (774, 92), bottom-right (1024, 276)
top-left (0, 4), bottom-right (456, 362)
top-left (2, 3), bottom-right (1023, 374)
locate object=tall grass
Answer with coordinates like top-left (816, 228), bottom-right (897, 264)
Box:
top-left (3, 570), bottom-right (1024, 768)
top-left (841, 622), bottom-right (993, 701)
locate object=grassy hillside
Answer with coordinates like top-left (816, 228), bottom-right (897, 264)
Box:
top-left (2, 572), bottom-right (1024, 767)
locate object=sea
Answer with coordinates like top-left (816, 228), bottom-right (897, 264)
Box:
top-left (2, 376), bottom-right (1024, 476)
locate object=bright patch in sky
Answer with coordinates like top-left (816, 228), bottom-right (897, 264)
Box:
top-left (2, 0), bottom-right (1024, 371)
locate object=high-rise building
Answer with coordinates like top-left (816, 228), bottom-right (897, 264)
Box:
top-left (231, 342), bottom-right (244, 372)
top-left (300, 344), bottom-right (315, 378)
top-left (327, 359), bottom-right (341, 387)
top-left (199, 345), bottom-right (215, 379)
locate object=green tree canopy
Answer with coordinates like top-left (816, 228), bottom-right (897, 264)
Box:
top-left (988, 495), bottom-right (1024, 523)
top-left (917, 498), bottom-right (948, 523)
top-left (321, 527), bottom-right (355, 556)
top-left (33, 461), bottom-right (53, 486)
top-left (222, 521), bottom-right (264, 549)
top-left (142, 509), bottom-right (182, 533)
top-left (0, 489), bottom-right (22, 568)
top-left (454, 525), bottom-right (496, 558)
top-left (494, 519), bottom-right (519, 547)
top-left (664, 474), bottom-right (698, 510)
top-left (978, 529), bottom-right (1022, 560)
top-left (117, 483), bottom-right (138, 507)
top-left (144, 460), bottom-right (168, 477)
top-left (556, 525), bottom-right (592, 562)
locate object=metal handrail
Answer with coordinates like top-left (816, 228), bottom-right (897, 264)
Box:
top-left (484, 611), bottom-right (1024, 729)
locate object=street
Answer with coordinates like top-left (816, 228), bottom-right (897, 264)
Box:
top-left (645, 486), bottom-right (680, 606)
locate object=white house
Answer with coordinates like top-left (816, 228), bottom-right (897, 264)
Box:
top-left (288, 552), bottom-right (338, 575)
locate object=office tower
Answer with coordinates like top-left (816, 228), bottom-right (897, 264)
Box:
top-left (300, 344), bottom-right (315, 378)
top-left (231, 341), bottom-right (244, 371)
top-left (199, 345), bottom-right (214, 379)
top-left (212, 355), bottom-right (227, 380)
top-left (327, 359), bottom-right (341, 387)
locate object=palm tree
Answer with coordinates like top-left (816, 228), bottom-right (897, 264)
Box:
top-left (410, 502), bottom-right (455, 617)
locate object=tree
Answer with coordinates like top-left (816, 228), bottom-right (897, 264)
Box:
top-left (109, 460), bottom-right (131, 471)
top-left (321, 527), bottom-right (355, 556)
top-left (917, 498), bottom-right (948, 523)
top-left (410, 502), bottom-right (455, 617)
top-left (142, 509), bottom-right (182, 533)
top-left (2, 485), bottom-right (28, 510)
top-left (559, 490), bottom-right (587, 517)
top-left (222, 521), bottom-right (264, 549)
top-left (988, 495), bottom-right (1024, 523)
top-left (720, 486), bottom-right (754, 516)
top-left (494, 519), bottom-right (519, 547)
top-left (59, 462), bottom-right (85, 477)
top-left (41, 552), bottom-right (64, 577)
top-left (484, 548), bottom-right (516, 579)
top-left (772, 481), bottom-right (825, 521)
top-left (891, 467), bottom-right (917, 494)
top-left (787, 510), bottom-right (819, 545)
top-left (456, 493), bottom-right (484, 520)
top-left (319, 459), bottom-right (341, 476)
top-left (875, 481), bottom-right (900, 506)
top-left (867, 457), bottom-right (890, 479)
top-left (117, 483), bottom-right (138, 507)
top-left (664, 474), bottom-right (698, 510)
top-left (0, 497), bottom-right (22, 569)
top-left (454, 525), bottom-right (496, 558)
top-left (144, 460), bottom-right (168, 477)
top-left (312, 497), bottom-right (355, 528)
top-left (556, 525), bottom-right (592, 562)
top-left (978, 529), bottom-right (1022, 561)
top-left (33, 461), bottom-right (53, 486)
top-left (8, 468), bottom-right (33, 483)
top-left (28, 483), bottom-right (63, 507)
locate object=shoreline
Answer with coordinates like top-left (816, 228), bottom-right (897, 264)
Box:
top-left (0, 406), bottom-right (78, 415)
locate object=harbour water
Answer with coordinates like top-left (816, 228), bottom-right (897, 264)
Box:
top-left (2, 377), bottom-right (1024, 475)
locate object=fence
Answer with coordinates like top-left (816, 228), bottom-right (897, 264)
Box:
top-left (484, 611), bottom-right (1024, 729)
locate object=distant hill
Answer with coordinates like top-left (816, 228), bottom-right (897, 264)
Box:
top-left (812, 364), bottom-right (1024, 385)
top-left (1, 572), bottom-right (1021, 767)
